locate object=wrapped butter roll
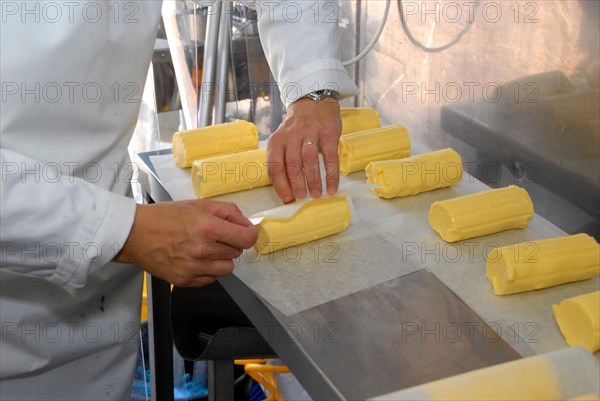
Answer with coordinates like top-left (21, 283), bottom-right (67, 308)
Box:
top-left (339, 125), bottom-right (411, 175)
top-left (486, 234), bottom-right (600, 295)
top-left (340, 107), bottom-right (381, 135)
top-left (172, 120), bottom-right (258, 168)
top-left (428, 185), bottom-right (534, 243)
top-left (369, 347), bottom-right (600, 401)
top-left (253, 196), bottom-right (352, 255)
top-left (553, 290), bottom-right (600, 352)
top-left (191, 148), bottom-right (271, 199)
top-left (366, 148), bottom-right (463, 199)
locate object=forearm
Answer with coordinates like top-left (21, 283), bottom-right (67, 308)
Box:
top-left (0, 148), bottom-right (137, 291)
top-left (256, 0), bottom-right (359, 107)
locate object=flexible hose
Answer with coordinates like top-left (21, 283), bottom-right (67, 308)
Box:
top-left (342, 0), bottom-right (391, 66)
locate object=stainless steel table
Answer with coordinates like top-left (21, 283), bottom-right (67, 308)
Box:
top-left (136, 147), bottom-right (598, 400)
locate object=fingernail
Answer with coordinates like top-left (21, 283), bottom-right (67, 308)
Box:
top-left (284, 197), bottom-right (296, 204)
top-left (327, 186), bottom-right (338, 195)
top-left (294, 190), bottom-right (306, 199)
top-left (310, 189), bottom-right (322, 198)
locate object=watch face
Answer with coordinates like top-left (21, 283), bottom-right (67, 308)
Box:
top-left (307, 92), bottom-right (321, 101)
top-left (296, 90), bottom-right (339, 103)
top-left (308, 90), bottom-right (339, 101)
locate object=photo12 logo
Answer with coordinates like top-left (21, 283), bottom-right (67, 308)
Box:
top-left (399, 320), bottom-right (539, 344)
top-left (239, 241), bottom-right (341, 264)
top-left (2, 321), bottom-right (140, 344)
top-left (399, 240), bottom-right (539, 264)
top-left (259, 321), bottom-right (340, 344)
top-left (1, 241), bottom-right (125, 265)
top-left (399, 1), bottom-right (540, 25)
top-left (1, 161), bottom-right (139, 185)
top-left (399, 81), bottom-right (540, 104)
top-left (1, 1), bottom-right (140, 24)
top-left (2, 82), bottom-right (140, 105)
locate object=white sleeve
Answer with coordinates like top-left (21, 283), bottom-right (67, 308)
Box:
top-left (0, 148), bottom-right (137, 293)
top-left (256, 0), bottom-right (360, 108)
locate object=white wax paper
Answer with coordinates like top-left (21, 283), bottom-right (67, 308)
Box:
top-left (148, 144), bottom-right (599, 361)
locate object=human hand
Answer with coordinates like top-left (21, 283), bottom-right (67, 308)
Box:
top-left (267, 98), bottom-right (342, 203)
top-left (113, 200), bottom-right (258, 287)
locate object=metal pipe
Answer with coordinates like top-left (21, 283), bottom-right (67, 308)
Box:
top-left (354, 0), bottom-right (362, 107)
top-left (198, 0), bottom-right (222, 127)
top-left (214, 0), bottom-right (231, 124)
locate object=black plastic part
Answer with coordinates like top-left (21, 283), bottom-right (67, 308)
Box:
top-left (170, 281), bottom-right (277, 401)
top-left (170, 281), bottom-right (277, 361)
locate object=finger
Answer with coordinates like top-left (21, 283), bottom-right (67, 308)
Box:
top-left (173, 260), bottom-right (235, 286)
top-left (267, 137), bottom-right (295, 203)
top-left (199, 213), bottom-right (258, 249)
top-left (177, 276), bottom-right (217, 288)
top-left (301, 139), bottom-right (322, 198)
top-left (198, 201), bottom-right (253, 227)
top-left (168, 258), bottom-right (235, 287)
top-left (164, 262), bottom-right (220, 287)
top-left (216, 221), bottom-right (258, 250)
top-left (284, 140), bottom-right (307, 199)
top-left (193, 242), bottom-right (244, 260)
top-left (196, 259), bottom-right (235, 277)
top-left (319, 134), bottom-right (341, 195)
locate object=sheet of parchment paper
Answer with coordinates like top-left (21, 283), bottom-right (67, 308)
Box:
top-left (149, 154), bottom-right (194, 201)
top-left (148, 142), bottom-right (600, 356)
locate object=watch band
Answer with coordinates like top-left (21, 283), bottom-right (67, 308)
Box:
top-left (300, 89), bottom-right (340, 102)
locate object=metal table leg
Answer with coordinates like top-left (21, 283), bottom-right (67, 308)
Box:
top-left (147, 273), bottom-right (175, 401)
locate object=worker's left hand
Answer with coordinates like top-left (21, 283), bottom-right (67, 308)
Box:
top-left (267, 98), bottom-right (342, 203)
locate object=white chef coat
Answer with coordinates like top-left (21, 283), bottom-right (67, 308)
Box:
top-left (0, 1), bottom-right (358, 400)
top-left (255, 1), bottom-right (359, 107)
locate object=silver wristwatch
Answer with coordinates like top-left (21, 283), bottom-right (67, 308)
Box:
top-left (300, 89), bottom-right (339, 102)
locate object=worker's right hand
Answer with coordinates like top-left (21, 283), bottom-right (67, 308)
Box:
top-left (267, 97), bottom-right (342, 203)
top-left (113, 200), bottom-right (258, 287)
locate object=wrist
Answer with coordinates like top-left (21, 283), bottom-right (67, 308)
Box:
top-left (113, 204), bottom-right (147, 265)
top-left (287, 96), bottom-right (341, 117)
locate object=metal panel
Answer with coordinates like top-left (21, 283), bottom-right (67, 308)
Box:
top-left (355, 0), bottom-right (599, 238)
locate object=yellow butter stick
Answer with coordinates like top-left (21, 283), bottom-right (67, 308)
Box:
top-left (425, 353), bottom-right (560, 401)
top-left (553, 290), bottom-right (600, 352)
top-left (366, 148), bottom-right (463, 199)
top-left (568, 395), bottom-right (600, 401)
top-left (486, 234), bottom-right (600, 295)
top-left (372, 348), bottom-right (600, 401)
top-left (340, 108), bottom-right (381, 135)
top-left (191, 148), bottom-right (271, 198)
top-left (428, 185), bottom-right (534, 243)
top-left (339, 125), bottom-right (410, 175)
top-left (254, 196), bottom-right (352, 254)
top-left (173, 120), bottom-right (258, 168)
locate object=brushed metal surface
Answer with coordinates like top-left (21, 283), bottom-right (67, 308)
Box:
top-left (259, 270), bottom-right (522, 400)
